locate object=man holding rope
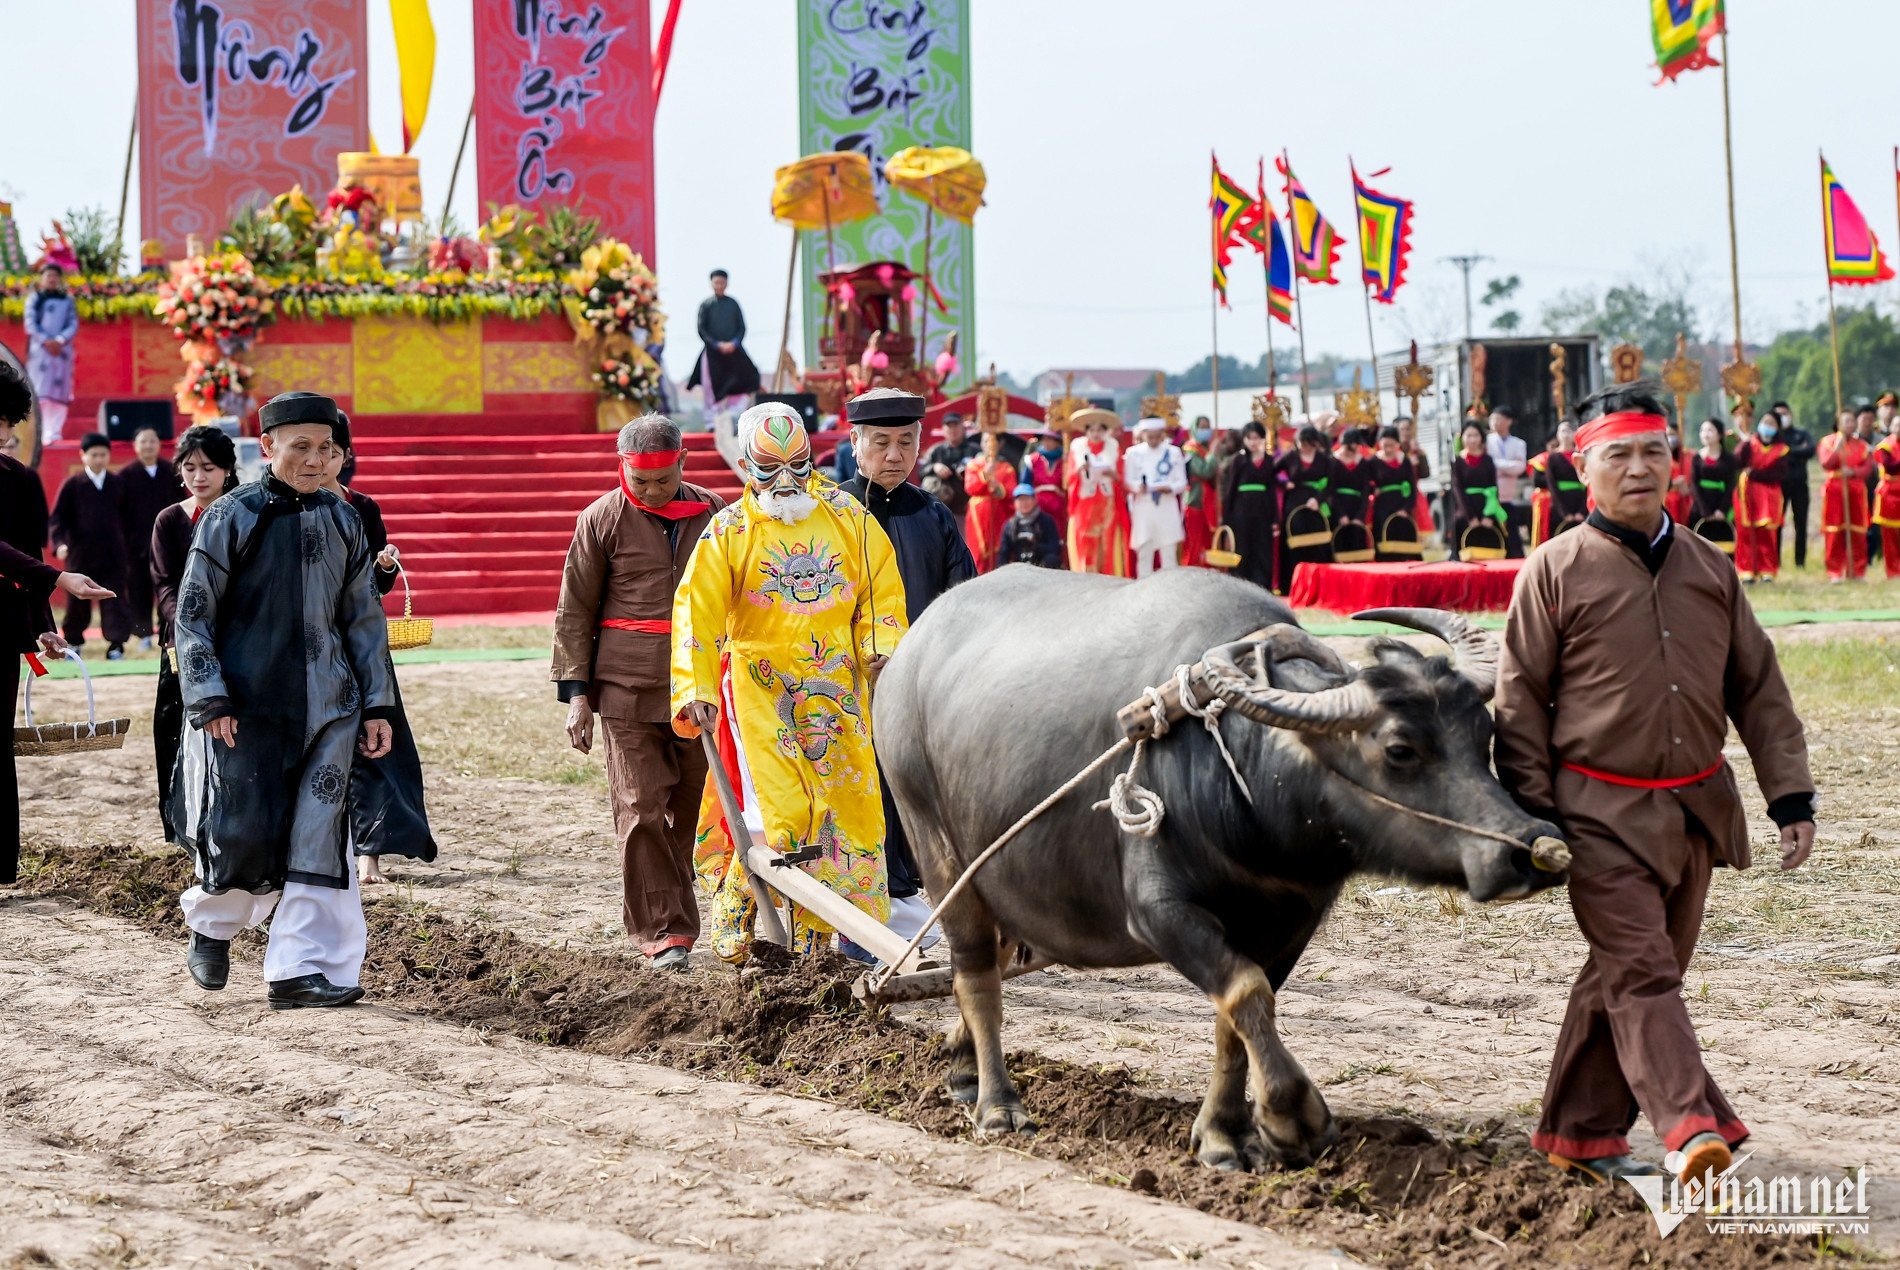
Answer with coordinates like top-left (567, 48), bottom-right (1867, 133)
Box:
top-left (1495, 381), bottom-right (1816, 1188)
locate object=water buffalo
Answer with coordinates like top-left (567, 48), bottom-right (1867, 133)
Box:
top-left (872, 566), bottom-right (1566, 1170)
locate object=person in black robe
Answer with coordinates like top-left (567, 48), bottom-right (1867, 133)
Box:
top-left (1273, 426), bottom-right (1337, 593)
top-left (684, 269), bottom-right (761, 403)
top-left (1, 362), bottom-right (116, 883)
top-left (1367, 427), bottom-right (1422, 561)
top-left (323, 412), bottom-right (436, 884)
top-left (838, 388), bottom-right (976, 959)
top-left (1220, 421), bottom-right (1278, 590)
top-left (50, 432), bottom-right (133, 655)
top-left (1448, 421), bottom-right (1507, 560)
top-left (1330, 427), bottom-right (1373, 535)
top-left (150, 425), bottom-right (239, 844)
top-left (998, 484), bottom-right (1064, 568)
top-left (172, 391), bottom-right (396, 1009)
top-left (1690, 418), bottom-right (1739, 525)
top-left (120, 425), bottom-right (185, 647)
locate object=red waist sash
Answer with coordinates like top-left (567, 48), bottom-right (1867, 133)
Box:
top-left (1561, 756), bottom-right (1726, 789)
top-left (599, 618), bottom-right (671, 634)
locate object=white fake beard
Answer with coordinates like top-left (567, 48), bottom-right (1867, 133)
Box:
top-left (755, 487), bottom-right (818, 525)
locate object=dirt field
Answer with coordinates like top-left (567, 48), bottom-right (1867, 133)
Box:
top-left (7, 626), bottom-right (1897, 1268)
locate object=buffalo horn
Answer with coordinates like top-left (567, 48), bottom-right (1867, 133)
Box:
top-left (1201, 630), bottom-right (1378, 734)
top-left (1351, 607), bottom-right (1499, 702)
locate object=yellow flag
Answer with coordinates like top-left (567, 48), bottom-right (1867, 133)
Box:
top-left (391, 0), bottom-right (435, 153)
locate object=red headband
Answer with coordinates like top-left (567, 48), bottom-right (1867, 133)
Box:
top-left (1574, 410), bottom-right (1667, 452)
top-left (621, 448), bottom-right (684, 470)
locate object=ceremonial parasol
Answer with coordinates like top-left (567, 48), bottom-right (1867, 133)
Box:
top-left (883, 146), bottom-right (987, 361)
top-left (769, 151), bottom-right (880, 390)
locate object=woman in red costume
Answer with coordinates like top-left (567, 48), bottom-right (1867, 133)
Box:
top-left (1064, 409), bottom-right (1130, 575)
top-left (1817, 409), bottom-right (1875, 581)
top-left (1732, 407), bottom-right (1789, 582)
top-left (962, 429), bottom-right (1016, 575)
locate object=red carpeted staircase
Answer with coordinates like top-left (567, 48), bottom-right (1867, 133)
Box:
top-left (348, 414), bottom-right (742, 617)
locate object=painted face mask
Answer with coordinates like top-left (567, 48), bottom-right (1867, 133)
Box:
top-left (741, 409), bottom-right (815, 494)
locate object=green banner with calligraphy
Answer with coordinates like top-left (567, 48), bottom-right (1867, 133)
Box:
top-left (797, 0), bottom-right (974, 387)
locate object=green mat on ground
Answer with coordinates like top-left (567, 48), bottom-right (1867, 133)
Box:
top-left (28, 610), bottom-right (1900, 678)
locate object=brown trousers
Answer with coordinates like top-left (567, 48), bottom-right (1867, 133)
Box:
top-left (600, 716), bottom-right (705, 957)
top-left (1532, 824), bottom-right (1749, 1160)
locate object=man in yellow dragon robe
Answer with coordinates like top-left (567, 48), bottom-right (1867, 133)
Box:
top-left (671, 402), bottom-right (907, 960)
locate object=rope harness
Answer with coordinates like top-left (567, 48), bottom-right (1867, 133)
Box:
top-left (860, 657), bottom-right (1564, 997)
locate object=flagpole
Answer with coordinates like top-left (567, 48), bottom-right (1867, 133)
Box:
top-left (1718, 24), bottom-right (1744, 373)
top-left (1209, 153), bottom-right (1222, 428)
top-left (1284, 149), bottom-right (1311, 415)
top-left (1353, 163), bottom-right (1380, 409)
top-left (1258, 160), bottom-right (1277, 391)
top-left (1820, 152), bottom-right (1844, 420)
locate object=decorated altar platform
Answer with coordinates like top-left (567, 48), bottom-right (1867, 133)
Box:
top-left (10, 309), bottom-right (743, 618)
top-left (1288, 558), bottom-right (1526, 614)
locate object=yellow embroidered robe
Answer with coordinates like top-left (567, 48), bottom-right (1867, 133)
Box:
top-left (671, 485), bottom-right (907, 957)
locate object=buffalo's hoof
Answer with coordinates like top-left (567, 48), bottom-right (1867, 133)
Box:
top-left (1191, 1117), bottom-right (1271, 1172)
top-left (944, 1068), bottom-right (979, 1105)
top-left (975, 1100), bottom-right (1036, 1137)
top-left (1259, 1110), bottom-right (1339, 1170)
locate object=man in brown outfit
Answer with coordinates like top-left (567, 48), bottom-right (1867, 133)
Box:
top-left (553, 415), bottom-right (724, 970)
top-left (1496, 381), bottom-right (1816, 1188)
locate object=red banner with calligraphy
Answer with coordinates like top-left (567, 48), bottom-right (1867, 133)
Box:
top-left (137, 0), bottom-right (368, 257)
top-left (473, 0), bottom-right (656, 262)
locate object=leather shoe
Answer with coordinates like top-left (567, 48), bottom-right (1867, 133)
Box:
top-left (187, 932), bottom-right (230, 991)
top-left (266, 973), bottom-right (365, 1011)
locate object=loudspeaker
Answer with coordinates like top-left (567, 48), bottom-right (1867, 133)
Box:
top-left (99, 399), bottom-right (175, 442)
top-left (755, 392), bottom-right (820, 433)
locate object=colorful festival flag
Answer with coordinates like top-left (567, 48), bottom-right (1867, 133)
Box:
top-left (1651, 0), bottom-right (1724, 84)
top-left (1245, 180), bottom-right (1296, 327)
top-left (1210, 153), bottom-right (1259, 307)
top-left (1277, 156), bottom-right (1340, 285)
top-left (1352, 162), bottom-right (1415, 304)
top-left (1821, 157), bottom-right (1894, 286)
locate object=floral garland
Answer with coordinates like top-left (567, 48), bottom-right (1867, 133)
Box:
top-left (1, 269), bottom-right (574, 324)
top-left (154, 253), bottom-right (274, 423)
top-left (592, 349), bottom-right (663, 403)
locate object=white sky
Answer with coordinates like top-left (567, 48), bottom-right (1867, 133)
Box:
top-left (5, 1), bottom-right (1899, 379)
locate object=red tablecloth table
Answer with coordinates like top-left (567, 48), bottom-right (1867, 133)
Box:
top-left (1287, 559), bottom-right (1526, 613)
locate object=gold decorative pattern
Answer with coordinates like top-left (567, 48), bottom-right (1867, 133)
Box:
top-left (1140, 372), bottom-right (1181, 427)
top-left (1609, 343), bottom-right (1645, 383)
top-left (131, 319), bottom-right (185, 396)
top-left (1337, 366), bottom-right (1381, 427)
top-left (1549, 343), bottom-right (1569, 420)
top-left (1044, 371), bottom-right (1088, 437)
top-left (1393, 342), bottom-right (1434, 421)
top-left (483, 341), bottom-right (595, 395)
top-left (1250, 393), bottom-right (1288, 434)
top-left (1720, 355), bottom-right (1761, 410)
top-left (1660, 333), bottom-right (1704, 425)
top-left (250, 343), bottom-right (353, 400)
top-left (353, 317), bottom-right (482, 414)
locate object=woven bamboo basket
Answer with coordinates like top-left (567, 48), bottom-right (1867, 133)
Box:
top-left (1460, 521), bottom-right (1509, 561)
top-left (1202, 524), bottom-right (1242, 570)
top-left (385, 563), bottom-right (434, 651)
top-left (1332, 522), bottom-right (1375, 564)
top-left (15, 650), bottom-right (132, 757)
top-left (1694, 516), bottom-right (1737, 556)
top-left (1376, 512), bottom-right (1424, 557)
top-left (1283, 505), bottom-right (1332, 550)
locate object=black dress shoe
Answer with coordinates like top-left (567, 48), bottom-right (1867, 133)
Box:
top-left (188, 932), bottom-right (230, 991)
top-left (266, 973), bottom-right (365, 1011)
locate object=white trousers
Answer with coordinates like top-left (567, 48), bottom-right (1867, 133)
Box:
top-left (1133, 545), bottom-right (1180, 578)
top-left (886, 893), bottom-right (941, 950)
top-left (180, 867), bottom-right (367, 986)
top-left (38, 400), bottom-right (68, 445)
